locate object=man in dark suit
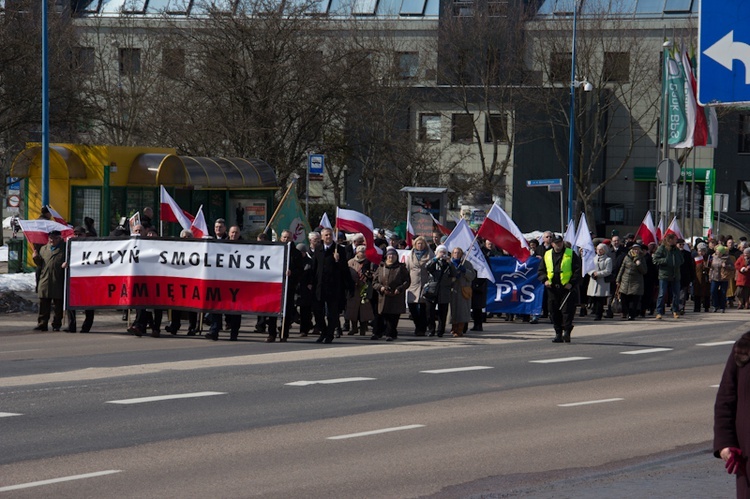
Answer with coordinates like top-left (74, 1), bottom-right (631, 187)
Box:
top-left (312, 227), bottom-right (353, 343)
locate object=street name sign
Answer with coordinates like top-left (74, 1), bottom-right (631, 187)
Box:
top-left (526, 178), bottom-right (562, 188)
top-left (698, 0), bottom-right (750, 105)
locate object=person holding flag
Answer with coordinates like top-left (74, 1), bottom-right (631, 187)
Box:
top-left (538, 234), bottom-right (581, 343)
top-left (32, 230), bottom-right (66, 332)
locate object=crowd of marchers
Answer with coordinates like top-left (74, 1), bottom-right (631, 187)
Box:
top-left (30, 207), bottom-right (749, 343)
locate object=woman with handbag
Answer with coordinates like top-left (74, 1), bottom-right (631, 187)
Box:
top-left (616, 244), bottom-right (647, 321)
top-left (587, 243), bottom-right (613, 321)
top-left (426, 245), bottom-right (456, 337)
top-left (405, 236), bottom-right (435, 336)
top-left (448, 247), bottom-right (476, 337)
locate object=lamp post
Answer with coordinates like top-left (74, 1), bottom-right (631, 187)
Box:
top-left (566, 0), bottom-right (579, 223)
top-left (41, 0), bottom-right (50, 206)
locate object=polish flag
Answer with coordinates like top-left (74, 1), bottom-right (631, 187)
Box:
top-left (319, 212), bottom-right (332, 230)
top-left (406, 212), bottom-right (415, 248)
top-left (336, 207), bottom-right (383, 262)
top-left (190, 205), bottom-right (209, 238)
top-left (46, 205), bottom-right (71, 227)
top-left (477, 203), bottom-right (531, 262)
top-left (17, 219), bottom-right (75, 245)
top-left (656, 218), bottom-right (665, 242)
top-left (160, 185), bottom-right (194, 231)
top-left (665, 216), bottom-right (683, 240)
top-left (429, 213), bottom-right (451, 236)
top-left (635, 211), bottom-right (657, 246)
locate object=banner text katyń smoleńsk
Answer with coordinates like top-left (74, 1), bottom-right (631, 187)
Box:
top-left (65, 238), bottom-right (289, 315)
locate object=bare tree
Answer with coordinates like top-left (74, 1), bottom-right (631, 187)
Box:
top-left (529, 7), bottom-right (662, 226)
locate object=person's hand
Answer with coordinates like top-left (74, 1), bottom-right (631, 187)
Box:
top-left (564, 284), bottom-right (572, 290)
top-left (333, 252), bottom-right (340, 262)
top-left (62, 262), bottom-right (68, 269)
top-left (544, 281), bottom-right (551, 288)
top-left (723, 447), bottom-right (746, 475)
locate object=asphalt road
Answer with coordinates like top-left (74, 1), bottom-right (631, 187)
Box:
top-left (0, 309), bottom-right (746, 497)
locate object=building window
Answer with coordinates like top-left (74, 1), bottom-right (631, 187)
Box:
top-left (419, 114), bottom-right (441, 142)
top-left (549, 52), bottom-right (571, 84)
top-left (162, 48), bottom-right (185, 79)
top-left (739, 181), bottom-right (750, 211)
top-left (603, 52), bottom-right (630, 83)
top-left (452, 0), bottom-right (473, 16)
top-left (485, 114), bottom-right (508, 143)
top-left (119, 48), bottom-right (141, 75)
top-left (70, 46), bottom-right (95, 74)
top-left (397, 52), bottom-right (419, 79)
top-left (740, 115), bottom-right (750, 153)
top-left (451, 114), bottom-right (474, 143)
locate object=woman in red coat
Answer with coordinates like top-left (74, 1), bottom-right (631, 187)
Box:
top-left (735, 248), bottom-right (750, 309)
top-left (714, 331), bottom-right (750, 497)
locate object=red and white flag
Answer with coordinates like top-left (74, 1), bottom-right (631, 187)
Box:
top-left (665, 216), bottom-right (683, 240)
top-left (683, 50), bottom-right (718, 148)
top-left (319, 212), bottom-right (332, 230)
top-left (477, 203), bottom-right (531, 262)
top-left (46, 205), bottom-right (71, 227)
top-left (336, 207), bottom-right (382, 262)
top-left (406, 212), bottom-right (415, 248)
top-left (190, 205), bottom-right (209, 239)
top-left (17, 219), bottom-right (75, 245)
top-left (429, 213), bottom-right (451, 236)
top-left (635, 211), bottom-right (657, 246)
top-left (160, 185), bottom-right (194, 231)
top-left (656, 218), bottom-right (665, 242)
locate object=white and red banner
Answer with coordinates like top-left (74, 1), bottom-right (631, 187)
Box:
top-left (336, 207), bottom-right (382, 262)
top-left (160, 186), bottom-right (194, 231)
top-left (18, 219), bottom-right (75, 245)
top-left (477, 203), bottom-right (531, 262)
top-left (190, 205), bottom-right (209, 238)
top-left (66, 238), bottom-right (288, 314)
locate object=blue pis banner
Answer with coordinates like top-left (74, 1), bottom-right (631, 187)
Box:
top-left (486, 256), bottom-right (544, 316)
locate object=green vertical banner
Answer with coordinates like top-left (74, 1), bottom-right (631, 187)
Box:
top-left (667, 49), bottom-right (689, 147)
top-left (702, 169), bottom-right (714, 237)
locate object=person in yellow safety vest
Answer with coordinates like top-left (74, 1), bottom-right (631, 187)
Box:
top-left (538, 234), bottom-right (582, 343)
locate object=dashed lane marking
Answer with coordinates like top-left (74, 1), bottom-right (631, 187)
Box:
top-left (0, 412), bottom-right (22, 418)
top-left (0, 470), bottom-right (122, 492)
top-left (558, 398), bottom-right (624, 407)
top-left (106, 391), bottom-right (226, 405)
top-left (697, 341), bottom-right (736, 347)
top-left (420, 366), bottom-right (493, 374)
top-left (286, 377), bottom-right (376, 386)
top-left (529, 357), bottom-right (591, 364)
top-left (327, 424), bottom-right (425, 440)
top-left (620, 348), bottom-right (673, 355)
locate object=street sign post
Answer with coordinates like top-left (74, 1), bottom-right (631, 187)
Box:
top-left (526, 178), bottom-right (564, 233)
top-left (698, 0), bottom-right (750, 105)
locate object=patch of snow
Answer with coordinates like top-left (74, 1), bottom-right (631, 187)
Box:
top-left (0, 272), bottom-right (36, 293)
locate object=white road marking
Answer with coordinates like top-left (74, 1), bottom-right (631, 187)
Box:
top-left (286, 377), bottom-right (375, 386)
top-left (697, 341), bottom-right (736, 347)
top-left (529, 357), bottom-right (591, 364)
top-left (0, 470), bottom-right (122, 492)
top-left (711, 384), bottom-right (720, 388)
top-left (620, 348), bottom-right (673, 355)
top-left (106, 391), bottom-right (225, 405)
top-left (0, 412), bottom-right (22, 418)
top-left (558, 398), bottom-right (624, 407)
top-left (327, 424), bottom-right (425, 440)
top-left (420, 366), bottom-right (493, 374)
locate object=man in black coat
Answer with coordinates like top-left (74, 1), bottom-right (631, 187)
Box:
top-left (312, 227), bottom-right (353, 343)
top-left (266, 230), bottom-right (305, 342)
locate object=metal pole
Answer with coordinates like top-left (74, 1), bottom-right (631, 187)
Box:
top-left (681, 153), bottom-right (687, 235)
top-left (690, 153), bottom-right (696, 240)
top-left (560, 190), bottom-right (564, 234)
top-left (41, 0), bottom-right (50, 206)
top-left (661, 41), bottom-right (673, 226)
top-left (566, 0), bottom-right (579, 222)
top-left (102, 164), bottom-right (111, 235)
top-left (305, 153), bottom-right (310, 221)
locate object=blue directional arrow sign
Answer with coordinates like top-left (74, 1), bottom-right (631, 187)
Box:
top-left (698, 0), bottom-right (750, 105)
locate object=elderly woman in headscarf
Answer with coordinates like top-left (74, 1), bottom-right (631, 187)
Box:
top-left (693, 242), bottom-right (711, 313)
top-left (448, 247), bottom-right (476, 337)
top-left (372, 247), bottom-right (410, 341)
top-left (735, 247), bottom-right (750, 310)
top-left (426, 244), bottom-right (456, 337)
top-left (346, 245), bottom-right (375, 335)
top-left (711, 245), bottom-right (736, 313)
top-left (587, 243), bottom-right (613, 321)
top-left (405, 236), bottom-right (435, 336)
